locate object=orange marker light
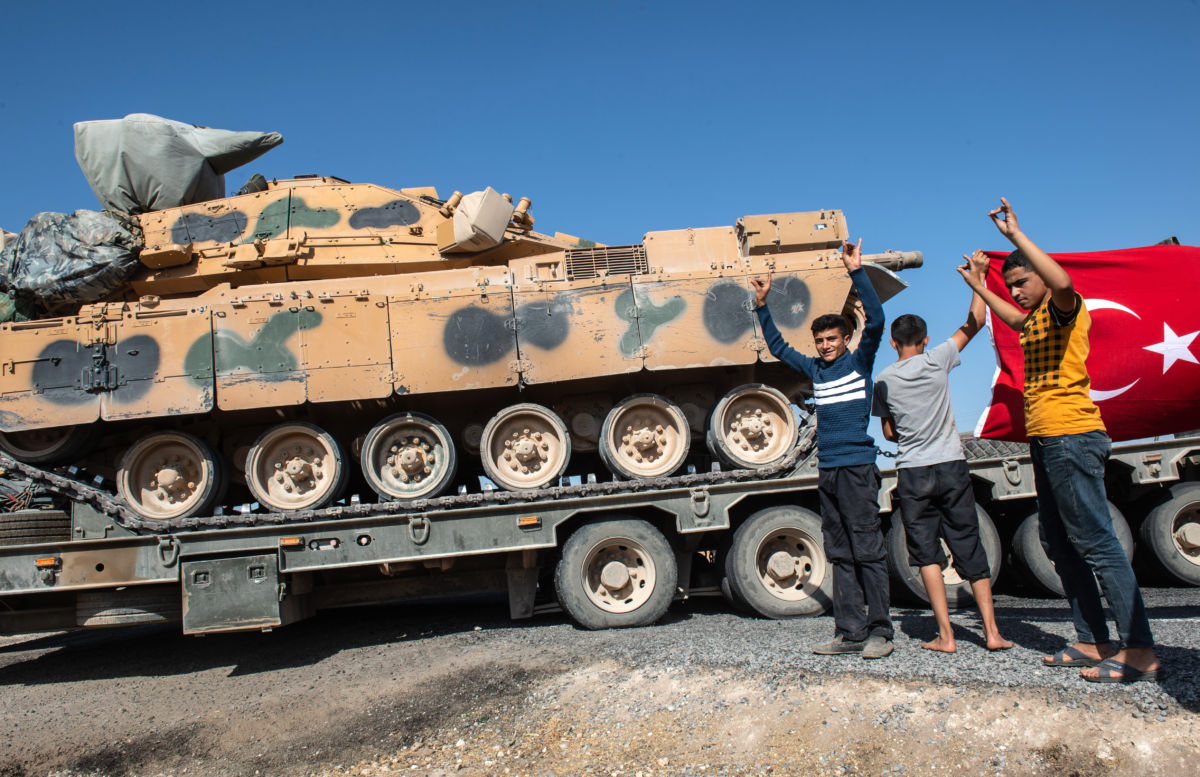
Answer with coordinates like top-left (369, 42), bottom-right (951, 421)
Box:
top-left (518, 516), bottom-right (541, 528)
top-left (34, 557), bottom-right (60, 568)
top-left (279, 537), bottom-right (304, 548)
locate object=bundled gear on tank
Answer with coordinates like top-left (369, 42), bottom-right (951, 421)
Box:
top-left (0, 210), bottom-right (141, 315)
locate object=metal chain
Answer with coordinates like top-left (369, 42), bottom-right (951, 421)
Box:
top-left (0, 424), bottom-right (816, 535)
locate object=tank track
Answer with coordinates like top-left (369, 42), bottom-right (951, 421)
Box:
top-left (0, 425), bottom-right (816, 535)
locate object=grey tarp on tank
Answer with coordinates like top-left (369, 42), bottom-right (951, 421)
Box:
top-left (0, 210), bottom-right (140, 309)
top-left (74, 113), bottom-right (283, 214)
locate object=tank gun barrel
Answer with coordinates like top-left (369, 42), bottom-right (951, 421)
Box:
top-left (863, 250), bottom-right (922, 271)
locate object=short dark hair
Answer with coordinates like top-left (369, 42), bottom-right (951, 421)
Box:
top-left (811, 313), bottom-right (851, 338)
top-left (890, 314), bottom-right (927, 346)
top-left (1001, 248), bottom-right (1031, 275)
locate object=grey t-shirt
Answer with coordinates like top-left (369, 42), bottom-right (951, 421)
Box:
top-left (872, 339), bottom-right (965, 468)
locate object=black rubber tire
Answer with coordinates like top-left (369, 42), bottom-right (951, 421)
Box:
top-left (554, 518), bottom-right (677, 629)
top-left (884, 505), bottom-right (1002, 609)
top-left (0, 424), bottom-right (98, 465)
top-left (1012, 501), bottom-right (1134, 597)
top-left (724, 505), bottom-right (831, 618)
top-left (0, 510), bottom-right (71, 546)
top-left (1138, 482), bottom-right (1200, 586)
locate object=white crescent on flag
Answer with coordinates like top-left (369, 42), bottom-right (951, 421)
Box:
top-left (1085, 298), bottom-right (1140, 402)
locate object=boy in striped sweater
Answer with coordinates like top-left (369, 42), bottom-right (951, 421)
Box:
top-left (751, 239), bottom-right (894, 659)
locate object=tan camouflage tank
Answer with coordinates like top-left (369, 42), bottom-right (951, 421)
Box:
top-left (0, 174), bottom-right (920, 520)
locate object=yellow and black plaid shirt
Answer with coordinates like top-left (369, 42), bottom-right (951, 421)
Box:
top-left (1020, 293), bottom-right (1106, 437)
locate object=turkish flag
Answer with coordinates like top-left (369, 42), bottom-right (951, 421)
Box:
top-left (974, 244), bottom-right (1200, 442)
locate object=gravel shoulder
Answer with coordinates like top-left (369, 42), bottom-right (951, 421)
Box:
top-left (0, 589), bottom-right (1197, 777)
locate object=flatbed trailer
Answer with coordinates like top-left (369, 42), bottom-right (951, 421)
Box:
top-left (1, 432), bottom-right (1197, 636)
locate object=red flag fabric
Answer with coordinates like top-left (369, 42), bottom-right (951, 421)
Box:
top-left (974, 244), bottom-right (1200, 442)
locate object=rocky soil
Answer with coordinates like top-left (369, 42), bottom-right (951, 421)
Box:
top-left (0, 589), bottom-right (1197, 777)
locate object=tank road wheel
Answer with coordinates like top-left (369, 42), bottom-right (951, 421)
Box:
top-left (1012, 501), bottom-right (1134, 596)
top-left (884, 506), bottom-right (1002, 608)
top-left (0, 425), bottom-right (97, 465)
top-left (116, 432), bottom-right (223, 521)
top-left (1139, 483), bottom-right (1200, 586)
top-left (245, 422), bottom-right (347, 512)
top-left (554, 518), bottom-right (678, 629)
top-left (706, 384), bottom-right (799, 470)
top-left (479, 403), bottom-right (570, 491)
top-left (724, 505), bottom-right (832, 618)
top-left (360, 412), bottom-right (458, 502)
top-left (599, 394), bottom-right (690, 480)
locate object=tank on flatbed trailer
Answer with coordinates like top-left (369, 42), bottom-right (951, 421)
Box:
top-left (0, 115), bottom-right (920, 526)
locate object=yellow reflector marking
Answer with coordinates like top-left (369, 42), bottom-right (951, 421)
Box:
top-left (280, 537), bottom-right (304, 547)
top-left (518, 516), bottom-right (541, 527)
top-left (35, 557), bottom-right (59, 568)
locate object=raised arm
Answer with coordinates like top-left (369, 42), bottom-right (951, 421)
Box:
top-left (752, 272), bottom-right (818, 377)
top-left (989, 197), bottom-right (1076, 313)
top-left (844, 239), bottom-right (884, 368)
top-left (958, 249), bottom-right (1027, 332)
top-left (951, 251), bottom-right (993, 346)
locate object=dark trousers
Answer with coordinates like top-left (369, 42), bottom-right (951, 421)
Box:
top-left (896, 459), bottom-right (990, 581)
top-left (1030, 431), bottom-right (1154, 649)
top-left (818, 464), bottom-right (893, 641)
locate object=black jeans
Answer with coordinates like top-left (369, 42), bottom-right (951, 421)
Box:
top-left (818, 464), bottom-right (893, 641)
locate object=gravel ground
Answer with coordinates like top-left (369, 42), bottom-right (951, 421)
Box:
top-left (0, 588), bottom-right (1196, 777)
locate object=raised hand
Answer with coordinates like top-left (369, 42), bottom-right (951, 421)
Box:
top-left (988, 197), bottom-right (1021, 239)
top-left (841, 238), bottom-right (863, 272)
top-left (750, 272), bottom-right (772, 307)
top-left (956, 249), bottom-right (990, 287)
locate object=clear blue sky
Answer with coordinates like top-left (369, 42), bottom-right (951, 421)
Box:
top-left (3, 0), bottom-right (1198, 444)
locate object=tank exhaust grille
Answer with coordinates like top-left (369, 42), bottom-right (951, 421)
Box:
top-left (564, 244), bottom-right (649, 281)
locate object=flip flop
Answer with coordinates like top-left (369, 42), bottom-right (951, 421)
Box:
top-left (1043, 645), bottom-right (1103, 668)
top-left (1082, 657), bottom-right (1162, 684)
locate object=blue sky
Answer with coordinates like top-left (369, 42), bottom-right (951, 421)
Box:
top-left (3, 0), bottom-right (1197, 444)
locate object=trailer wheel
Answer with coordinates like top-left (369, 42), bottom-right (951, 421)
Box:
top-left (724, 506), bottom-right (831, 618)
top-left (1138, 483), bottom-right (1200, 586)
top-left (884, 506), bottom-right (1001, 609)
top-left (1012, 501), bottom-right (1133, 597)
top-left (555, 518), bottom-right (677, 629)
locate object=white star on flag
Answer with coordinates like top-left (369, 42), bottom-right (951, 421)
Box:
top-left (1143, 323), bottom-right (1200, 374)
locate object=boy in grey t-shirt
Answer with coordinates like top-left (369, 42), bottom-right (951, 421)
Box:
top-left (872, 251), bottom-right (1011, 653)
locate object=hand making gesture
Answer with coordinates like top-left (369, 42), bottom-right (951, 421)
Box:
top-left (841, 238), bottom-right (863, 272)
top-left (956, 249), bottom-right (991, 289)
top-left (988, 197), bottom-right (1021, 241)
top-left (750, 272), bottom-right (772, 307)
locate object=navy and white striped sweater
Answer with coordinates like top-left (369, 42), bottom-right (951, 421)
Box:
top-left (755, 267), bottom-right (884, 469)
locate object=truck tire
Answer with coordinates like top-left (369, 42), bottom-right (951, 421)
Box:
top-left (885, 505), bottom-right (1001, 609)
top-left (1138, 482), bottom-right (1200, 586)
top-left (554, 518), bottom-right (677, 629)
top-left (724, 505), bottom-right (831, 618)
top-left (1011, 501), bottom-right (1133, 597)
top-left (0, 510), bottom-right (71, 546)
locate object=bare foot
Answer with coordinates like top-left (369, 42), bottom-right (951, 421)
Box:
top-left (1079, 646), bottom-right (1159, 680)
top-left (986, 635), bottom-right (1014, 651)
top-left (921, 636), bottom-right (956, 653)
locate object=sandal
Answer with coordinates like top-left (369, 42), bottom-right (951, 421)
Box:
top-left (1043, 645), bottom-right (1104, 667)
top-left (1082, 657), bottom-right (1162, 684)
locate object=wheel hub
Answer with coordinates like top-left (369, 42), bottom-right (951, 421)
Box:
top-left (766, 551), bottom-right (796, 581)
top-left (599, 560), bottom-right (631, 591)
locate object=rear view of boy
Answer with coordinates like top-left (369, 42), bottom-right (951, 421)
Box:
top-left (872, 252), bottom-right (1012, 652)
top-left (752, 239), bottom-right (894, 659)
